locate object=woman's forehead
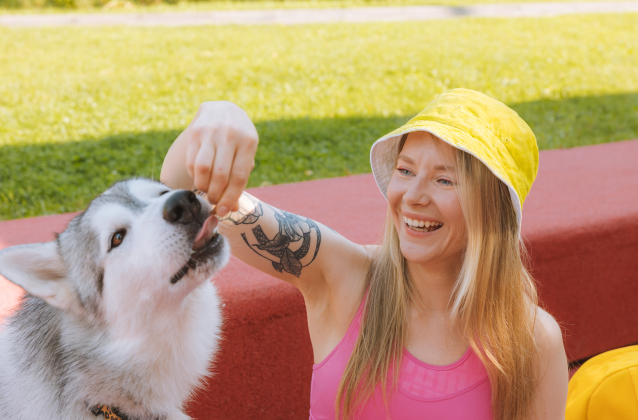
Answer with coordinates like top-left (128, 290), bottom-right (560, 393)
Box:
top-left (400, 132), bottom-right (456, 168)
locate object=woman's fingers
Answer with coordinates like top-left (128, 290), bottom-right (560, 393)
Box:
top-left (206, 141), bottom-right (236, 210)
top-left (215, 144), bottom-right (256, 216)
top-left (193, 139), bottom-right (216, 194)
top-left (179, 102), bottom-right (259, 214)
top-left (185, 139), bottom-right (201, 180)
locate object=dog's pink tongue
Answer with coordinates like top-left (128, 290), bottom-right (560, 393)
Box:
top-left (193, 215), bottom-right (218, 251)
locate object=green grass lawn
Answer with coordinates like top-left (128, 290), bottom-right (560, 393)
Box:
top-left (0, 0), bottom-right (605, 15)
top-left (1, 13), bottom-right (638, 220)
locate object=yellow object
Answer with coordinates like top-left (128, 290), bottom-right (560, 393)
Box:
top-left (370, 88), bottom-right (538, 228)
top-left (566, 345), bottom-right (638, 420)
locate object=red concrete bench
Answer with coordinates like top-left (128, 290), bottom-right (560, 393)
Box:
top-left (1, 139), bottom-right (638, 419)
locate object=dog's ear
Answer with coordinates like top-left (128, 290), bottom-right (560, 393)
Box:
top-left (0, 242), bottom-right (74, 311)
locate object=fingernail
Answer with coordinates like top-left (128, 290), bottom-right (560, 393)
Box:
top-left (217, 206), bottom-right (228, 216)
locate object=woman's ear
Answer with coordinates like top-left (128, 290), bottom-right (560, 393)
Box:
top-left (0, 242), bottom-right (74, 311)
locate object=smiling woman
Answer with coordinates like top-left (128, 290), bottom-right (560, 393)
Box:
top-left (328, 89), bottom-right (568, 420)
top-left (161, 90), bottom-right (568, 420)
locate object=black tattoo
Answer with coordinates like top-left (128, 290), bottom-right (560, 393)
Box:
top-left (241, 207), bottom-right (321, 277)
top-left (219, 194), bottom-right (263, 225)
top-left (193, 189), bottom-right (263, 225)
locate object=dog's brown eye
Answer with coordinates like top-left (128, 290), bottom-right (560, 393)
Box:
top-left (159, 190), bottom-right (169, 196)
top-left (110, 230), bottom-right (126, 250)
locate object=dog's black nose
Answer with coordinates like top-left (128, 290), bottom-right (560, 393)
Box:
top-left (163, 190), bottom-right (201, 224)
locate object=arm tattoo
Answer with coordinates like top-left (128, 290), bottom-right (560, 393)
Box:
top-left (192, 189), bottom-right (264, 225)
top-left (240, 206), bottom-right (321, 277)
top-left (209, 191), bottom-right (322, 277)
top-left (218, 194), bottom-right (264, 225)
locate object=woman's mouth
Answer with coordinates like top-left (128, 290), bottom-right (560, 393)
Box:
top-left (403, 215), bottom-right (443, 232)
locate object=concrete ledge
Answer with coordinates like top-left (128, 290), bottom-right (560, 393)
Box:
top-left (1, 139), bottom-right (637, 419)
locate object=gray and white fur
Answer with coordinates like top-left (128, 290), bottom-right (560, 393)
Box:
top-left (0, 179), bottom-right (229, 420)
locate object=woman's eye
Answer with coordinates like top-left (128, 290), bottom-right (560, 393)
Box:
top-left (397, 168), bottom-right (413, 176)
top-left (438, 179), bottom-right (453, 186)
top-left (110, 230), bottom-right (126, 250)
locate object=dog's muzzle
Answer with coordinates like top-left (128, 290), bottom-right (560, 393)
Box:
top-left (164, 190), bottom-right (223, 284)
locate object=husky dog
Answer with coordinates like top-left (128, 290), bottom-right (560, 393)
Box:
top-left (0, 179), bottom-right (228, 420)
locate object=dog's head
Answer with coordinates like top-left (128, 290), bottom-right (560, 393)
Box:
top-left (0, 179), bottom-right (229, 335)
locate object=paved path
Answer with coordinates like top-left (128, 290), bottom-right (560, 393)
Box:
top-left (1, 0), bottom-right (637, 27)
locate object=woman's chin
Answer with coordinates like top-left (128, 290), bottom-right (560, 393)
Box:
top-left (399, 242), bottom-right (440, 266)
top-left (398, 236), bottom-right (456, 267)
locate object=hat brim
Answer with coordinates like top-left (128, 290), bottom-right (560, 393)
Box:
top-left (370, 122), bottom-right (523, 228)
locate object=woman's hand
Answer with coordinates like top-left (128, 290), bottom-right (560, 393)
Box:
top-left (161, 101), bottom-right (259, 217)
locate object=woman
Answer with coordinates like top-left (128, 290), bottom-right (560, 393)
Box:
top-left (161, 89), bottom-right (568, 419)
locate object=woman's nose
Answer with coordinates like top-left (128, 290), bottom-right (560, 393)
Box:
top-left (403, 181), bottom-right (432, 207)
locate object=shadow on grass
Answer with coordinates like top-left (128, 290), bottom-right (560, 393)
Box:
top-left (511, 93), bottom-right (638, 150)
top-left (1, 92), bottom-right (637, 220)
top-left (0, 115), bottom-right (407, 220)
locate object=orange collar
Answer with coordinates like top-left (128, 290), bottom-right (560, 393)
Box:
top-left (90, 404), bottom-right (130, 420)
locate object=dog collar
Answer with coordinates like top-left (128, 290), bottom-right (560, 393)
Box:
top-left (90, 404), bottom-right (164, 420)
top-left (90, 405), bottom-right (131, 420)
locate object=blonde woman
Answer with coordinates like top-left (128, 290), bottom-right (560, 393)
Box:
top-left (161, 89), bottom-right (568, 419)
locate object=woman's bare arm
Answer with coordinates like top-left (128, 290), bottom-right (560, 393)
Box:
top-left (160, 101), bottom-right (368, 296)
top-left (215, 191), bottom-right (368, 296)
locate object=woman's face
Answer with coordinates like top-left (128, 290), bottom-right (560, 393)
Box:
top-left (386, 132), bottom-right (466, 267)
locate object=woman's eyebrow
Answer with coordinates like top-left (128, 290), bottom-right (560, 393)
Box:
top-left (397, 154), bottom-right (415, 164)
top-left (397, 155), bottom-right (456, 172)
top-left (434, 164), bottom-right (456, 172)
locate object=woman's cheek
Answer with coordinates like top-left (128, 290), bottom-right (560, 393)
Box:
top-left (386, 178), bottom-right (405, 221)
top-left (441, 194), bottom-right (466, 250)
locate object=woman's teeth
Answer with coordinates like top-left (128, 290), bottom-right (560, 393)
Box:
top-left (403, 216), bottom-right (443, 232)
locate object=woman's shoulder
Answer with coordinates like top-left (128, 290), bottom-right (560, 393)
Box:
top-left (532, 307), bottom-right (564, 351)
top-left (530, 309), bottom-right (569, 418)
top-left (321, 241), bottom-right (377, 279)
top-left (532, 306), bottom-right (568, 394)
top-left (308, 237), bottom-right (373, 301)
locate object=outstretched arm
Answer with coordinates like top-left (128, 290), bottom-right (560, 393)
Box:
top-left (215, 190), bottom-right (368, 293)
top-left (217, 192), bottom-right (321, 278)
top-left (160, 101), bottom-right (368, 294)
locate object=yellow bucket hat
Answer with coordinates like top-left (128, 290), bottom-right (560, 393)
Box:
top-left (370, 88), bottom-right (538, 228)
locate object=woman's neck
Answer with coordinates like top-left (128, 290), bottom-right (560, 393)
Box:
top-left (408, 257), bottom-right (461, 314)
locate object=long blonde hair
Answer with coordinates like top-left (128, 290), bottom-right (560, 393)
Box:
top-left (336, 135), bottom-right (540, 420)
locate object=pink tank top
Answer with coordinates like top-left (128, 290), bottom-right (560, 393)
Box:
top-left (309, 299), bottom-right (492, 420)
